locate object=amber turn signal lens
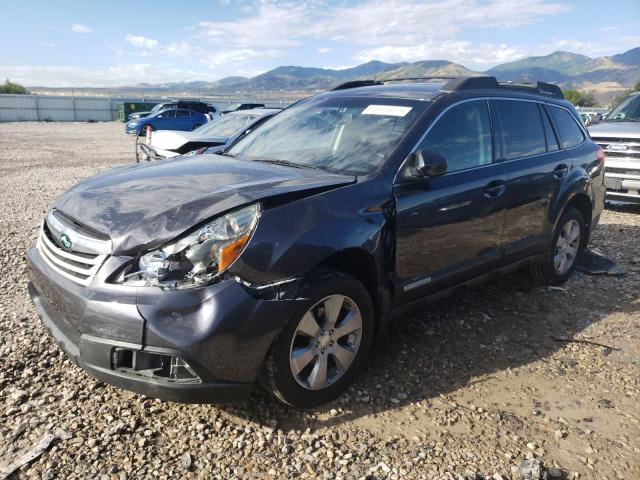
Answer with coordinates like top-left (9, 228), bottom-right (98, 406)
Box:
top-left (218, 235), bottom-right (250, 272)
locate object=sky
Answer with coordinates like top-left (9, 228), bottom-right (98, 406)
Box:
top-left (0, 0), bottom-right (639, 87)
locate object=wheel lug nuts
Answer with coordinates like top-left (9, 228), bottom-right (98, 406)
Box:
top-left (329, 341), bottom-right (334, 346)
top-left (315, 341), bottom-right (319, 347)
top-left (321, 348), bottom-right (325, 354)
top-left (329, 329), bottom-right (334, 335)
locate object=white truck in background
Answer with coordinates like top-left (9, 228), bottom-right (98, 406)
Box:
top-left (588, 92), bottom-right (640, 203)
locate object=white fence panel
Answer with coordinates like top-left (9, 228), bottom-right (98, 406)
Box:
top-left (0, 94), bottom-right (298, 122)
top-left (0, 94), bottom-right (117, 122)
top-left (0, 95), bottom-right (38, 121)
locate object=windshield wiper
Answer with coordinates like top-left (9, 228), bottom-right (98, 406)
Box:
top-left (253, 158), bottom-right (325, 171)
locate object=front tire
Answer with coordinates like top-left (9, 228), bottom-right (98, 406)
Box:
top-left (531, 206), bottom-right (585, 285)
top-left (261, 269), bottom-right (374, 407)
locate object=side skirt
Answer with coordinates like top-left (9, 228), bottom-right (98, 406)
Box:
top-left (379, 253), bottom-right (546, 332)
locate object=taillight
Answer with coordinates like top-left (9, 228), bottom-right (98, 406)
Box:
top-left (597, 146), bottom-right (605, 165)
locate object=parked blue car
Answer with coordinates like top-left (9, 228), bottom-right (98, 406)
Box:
top-left (126, 108), bottom-right (209, 135)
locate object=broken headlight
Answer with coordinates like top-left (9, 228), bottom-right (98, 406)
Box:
top-left (120, 203), bottom-right (260, 289)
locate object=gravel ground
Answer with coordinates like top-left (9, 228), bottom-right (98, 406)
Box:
top-left (0, 121), bottom-right (639, 480)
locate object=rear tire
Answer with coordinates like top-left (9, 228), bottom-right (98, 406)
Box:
top-left (260, 269), bottom-right (374, 407)
top-left (531, 206), bottom-right (585, 285)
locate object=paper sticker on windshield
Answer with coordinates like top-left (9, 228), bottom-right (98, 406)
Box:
top-left (362, 105), bottom-right (412, 117)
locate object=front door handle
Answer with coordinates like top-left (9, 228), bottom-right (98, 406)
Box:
top-left (553, 164), bottom-right (569, 179)
top-left (484, 180), bottom-right (506, 198)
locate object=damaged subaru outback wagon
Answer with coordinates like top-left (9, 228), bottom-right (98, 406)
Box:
top-left (28, 77), bottom-right (605, 407)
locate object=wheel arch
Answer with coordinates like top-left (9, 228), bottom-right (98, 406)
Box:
top-left (313, 248), bottom-right (383, 333)
top-left (563, 192), bottom-right (593, 246)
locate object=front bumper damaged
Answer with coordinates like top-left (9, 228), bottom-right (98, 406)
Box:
top-left (27, 247), bottom-right (303, 403)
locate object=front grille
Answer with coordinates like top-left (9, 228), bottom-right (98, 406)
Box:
top-left (591, 137), bottom-right (639, 144)
top-left (36, 222), bottom-right (107, 286)
top-left (592, 136), bottom-right (640, 160)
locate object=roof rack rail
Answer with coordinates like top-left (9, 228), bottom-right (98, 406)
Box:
top-left (442, 76), bottom-right (564, 99)
top-left (331, 75), bottom-right (564, 99)
top-left (379, 76), bottom-right (460, 83)
top-left (499, 80), bottom-right (564, 99)
top-left (331, 80), bottom-right (383, 91)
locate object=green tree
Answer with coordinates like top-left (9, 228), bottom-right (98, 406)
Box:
top-left (0, 79), bottom-right (29, 94)
top-left (563, 89), bottom-right (597, 107)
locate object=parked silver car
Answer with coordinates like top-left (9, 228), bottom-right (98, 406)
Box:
top-left (588, 92), bottom-right (640, 203)
top-left (140, 108), bottom-right (280, 161)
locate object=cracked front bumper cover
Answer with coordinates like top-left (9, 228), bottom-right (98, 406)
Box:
top-left (27, 247), bottom-right (303, 403)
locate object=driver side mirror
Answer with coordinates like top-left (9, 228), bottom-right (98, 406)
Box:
top-left (416, 150), bottom-right (447, 177)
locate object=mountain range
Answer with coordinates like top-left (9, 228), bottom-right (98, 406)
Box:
top-left (137, 46), bottom-right (639, 95)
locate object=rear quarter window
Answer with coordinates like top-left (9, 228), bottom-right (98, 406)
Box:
top-left (549, 106), bottom-right (585, 149)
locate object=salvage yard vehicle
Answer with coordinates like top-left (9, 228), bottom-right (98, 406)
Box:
top-left (221, 102), bottom-right (266, 113)
top-left (126, 108), bottom-right (209, 136)
top-left (588, 91), bottom-right (640, 203)
top-left (128, 100), bottom-right (217, 121)
top-left (139, 108), bottom-right (280, 161)
top-left (27, 77), bottom-right (605, 407)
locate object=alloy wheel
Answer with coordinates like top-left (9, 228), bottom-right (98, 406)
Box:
top-left (289, 294), bottom-right (362, 390)
top-left (554, 219), bottom-right (580, 275)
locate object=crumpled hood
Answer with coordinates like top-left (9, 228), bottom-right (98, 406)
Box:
top-left (151, 130), bottom-right (228, 151)
top-left (588, 121), bottom-right (640, 138)
top-left (53, 155), bottom-right (354, 255)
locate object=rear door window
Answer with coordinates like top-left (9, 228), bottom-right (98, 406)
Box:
top-left (495, 100), bottom-right (546, 160)
top-left (417, 100), bottom-right (493, 172)
top-left (549, 106), bottom-right (585, 149)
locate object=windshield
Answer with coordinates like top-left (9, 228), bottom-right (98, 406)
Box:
top-left (151, 103), bottom-right (168, 113)
top-left (227, 96), bottom-right (425, 175)
top-left (194, 113), bottom-right (258, 137)
top-left (606, 94), bottom-right (640, 122)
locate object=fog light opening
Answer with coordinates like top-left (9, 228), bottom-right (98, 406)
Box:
top-left (112, 348), bottom-right (200, 383)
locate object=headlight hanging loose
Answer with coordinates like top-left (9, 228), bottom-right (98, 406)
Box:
top-left (121, 203), bottom-right (261, 289)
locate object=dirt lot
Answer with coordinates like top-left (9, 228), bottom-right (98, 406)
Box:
top-left (0, 122), bottom-right (639, 480)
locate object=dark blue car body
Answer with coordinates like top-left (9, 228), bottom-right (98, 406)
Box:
top-left (28, 78), bottom-right (606, 405)
top-left (126, 108), bottom-right (208, 135)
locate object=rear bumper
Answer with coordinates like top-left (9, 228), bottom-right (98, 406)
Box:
top-left (27, 247), bottom-right (302, 403)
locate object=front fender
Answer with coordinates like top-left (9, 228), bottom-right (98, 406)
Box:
top-left (230, 178), bottom-right (391, 286)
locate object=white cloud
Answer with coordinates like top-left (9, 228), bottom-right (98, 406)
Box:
top-left (355, 42), bottom-right (529, 69)
top-left (70, 24), bottom-right (92, 33)
top-left (313, 0), bottom-right (570, 45)
top-left (197, 2), bottom-right (307, 50)
top-left (126, 34), bottom-right (159, 49)
top-left (0, 64), bottom-right (214, 88)
top-left (185, 0), bottom-right (572, 70)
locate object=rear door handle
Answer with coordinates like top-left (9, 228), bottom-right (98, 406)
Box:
top-left (553, 164), bottom-right (569, 179)
top-left (484, 180), bottom-right (506, 198)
